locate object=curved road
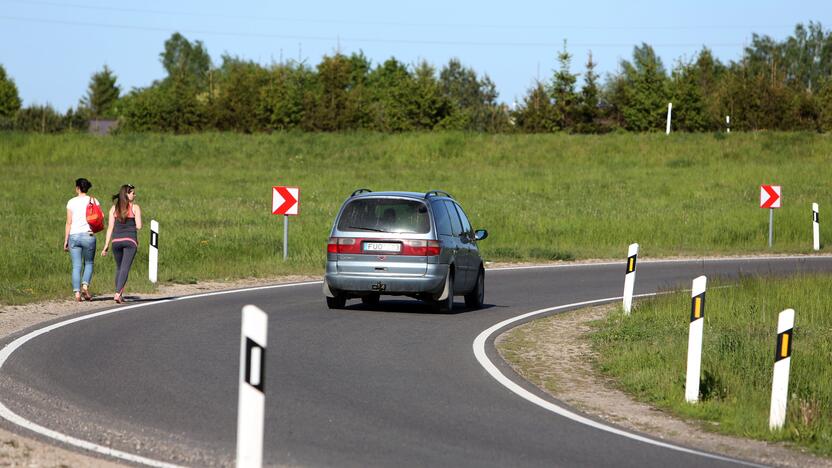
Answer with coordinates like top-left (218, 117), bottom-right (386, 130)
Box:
top-left (1, 256), bottom-right (831, 467)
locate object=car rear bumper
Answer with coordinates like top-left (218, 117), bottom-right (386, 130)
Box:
top-left (325, 262), bottom-right (448, 296)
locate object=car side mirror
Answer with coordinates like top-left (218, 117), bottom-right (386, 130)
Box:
top-left (474, 229), bottom-right (488, 241)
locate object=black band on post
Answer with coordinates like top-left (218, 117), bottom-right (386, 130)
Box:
top-left (626, 255), bottom-right (637, 273)
top-left (775, 329), bottom-right (793, 362)
top-left (244, 338), bottom-right (266, 393)
top-left (690, 293), bottom-right (705, 322)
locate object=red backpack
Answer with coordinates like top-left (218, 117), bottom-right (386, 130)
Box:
top-left (86, 197), bottom-right (105, 233)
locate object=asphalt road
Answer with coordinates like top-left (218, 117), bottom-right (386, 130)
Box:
top-left (2, 256), bottom-right (831, 467)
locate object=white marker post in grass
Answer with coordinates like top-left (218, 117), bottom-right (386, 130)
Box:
top-left (149, 220), bottom-right (159, 284)
top-left (237, 305), bottom-right (268, 468)
top-left (813, 203), bottom-right (820, 251)
top-left (685, 276), bottom-right (707, 403)
top-left (726, 115), bottom-right (730, 133)
top-left (666, 103), bottom-right (672, 135)
top-left (623, 243), bottom-right (639, 314)
top-left (769, 308), bottom-right (794, 431)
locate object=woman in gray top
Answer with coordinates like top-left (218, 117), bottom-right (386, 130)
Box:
top-left (101, 184), bottom-right (142, 303)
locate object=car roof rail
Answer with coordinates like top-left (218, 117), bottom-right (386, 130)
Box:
top-left (424, 190), bottom-right (452, 199)
top-left (350, 188), bottom-right (372, 197)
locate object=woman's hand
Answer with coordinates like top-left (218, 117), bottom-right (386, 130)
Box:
top-left (101, 246), bottom-right (109, 257)
top-left (63, 240), bottom-right (69, 252)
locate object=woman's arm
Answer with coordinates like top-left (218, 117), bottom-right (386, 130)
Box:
top-left (134, 204), bottom-right (142, 230)
top-left (64, 209), bottom-right (72, 251)
top-left (102, 206), bottom-right (116, 256)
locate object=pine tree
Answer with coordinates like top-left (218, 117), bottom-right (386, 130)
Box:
top-left (550, 41), bottom-right (579, 130)
top-left (575, 51), bottom-right (601, 133)
top-left (614, 43), bottom-right (670, 131)
top-left (80, 65), bottom-right (120, 119)
top-left (0, 64), bottom-right (22, 119)
top-left (411, 60), bottom-right (448, 130)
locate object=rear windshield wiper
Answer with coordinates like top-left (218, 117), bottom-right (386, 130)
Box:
top-left (346, 225), bottom-right (387, 232)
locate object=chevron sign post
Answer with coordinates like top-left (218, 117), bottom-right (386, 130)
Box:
top-left (273, 186), bottom-right (300, 261)
top-left (760, 185), bottom-right (781, 248)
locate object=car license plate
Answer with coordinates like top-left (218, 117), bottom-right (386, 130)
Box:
top-left (363, 242), bottom-right (401, 252)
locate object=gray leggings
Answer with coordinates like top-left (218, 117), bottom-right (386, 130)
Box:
top-left (112, 241), bottom-right (137, 293)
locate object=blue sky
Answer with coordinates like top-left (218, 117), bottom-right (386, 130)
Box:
top-left (0, 0), bottom-right (826, 111)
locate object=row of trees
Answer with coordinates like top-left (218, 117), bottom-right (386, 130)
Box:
top-left (2, 22), bottom-right (832, 133)
top-left (114, 33), bottom-right (508, 133)
top-left (518, 23), bottom-right (832, 133)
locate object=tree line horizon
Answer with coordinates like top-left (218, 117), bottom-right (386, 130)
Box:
top-left (1, 21), bottom-right (831, 134)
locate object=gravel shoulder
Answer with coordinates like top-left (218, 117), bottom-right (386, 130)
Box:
top-left (496, 303), bottom-right (832, 468)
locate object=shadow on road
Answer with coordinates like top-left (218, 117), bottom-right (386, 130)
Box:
top-left (342, 299), bottom-right (502, 315)
top-left (87, 295), bottom-right (177, 303)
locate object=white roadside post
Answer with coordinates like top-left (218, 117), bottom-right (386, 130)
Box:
top-left (149, 220), bottom-right (159, 284)
top-left (769, 308), bottom-right (794, 431)
top-left (726, 115), bottom-right (730, 133)
top-left (666, 103), bottom-right (672, 135)
top-left (237, 305), bottom-right (268, 468)
top-left (813, 203), bottom-right (820, 251)
top-left (685, 276), bottom-right (707, 403)
top-left (623, 243), bottom-right (639, 314)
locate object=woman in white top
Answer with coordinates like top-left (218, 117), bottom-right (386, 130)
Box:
top-left (63, 178), bottom-right (100, 301)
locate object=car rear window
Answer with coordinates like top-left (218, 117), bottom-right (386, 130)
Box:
top-left (337, 198), bottom-right (431, 234)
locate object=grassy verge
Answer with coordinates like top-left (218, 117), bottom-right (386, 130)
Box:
top-left (1, 131), bottom-right (830, 304)
top-left (592, 275), bottom-right (832, 456)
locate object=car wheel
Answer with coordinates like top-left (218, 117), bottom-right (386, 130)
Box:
top-left (464, 268), bottom-right (485, 309)
top-left (326, 294), bottom-right (347, 309)
top-left (433, 271), bottom-right (454, 313)
top-left (361, 293), bottom-right (380, 305)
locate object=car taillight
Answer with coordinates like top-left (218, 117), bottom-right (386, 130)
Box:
top-left (401, 240), bottom-right (441, 256)
top-left (327, 237), bottom-right (360, 254)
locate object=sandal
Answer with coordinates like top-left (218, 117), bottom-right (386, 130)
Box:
top-left (114, 293), bottom-right (124, 304)
top-left (74, 292), bottom-right (82, 302)
top-left (81, 286), bottom-right (92, 301)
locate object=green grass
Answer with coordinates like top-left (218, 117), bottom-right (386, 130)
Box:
top-left (592, 275), bottom-right (832, 456)
top-left (1, 131), bottom-right (831, 304)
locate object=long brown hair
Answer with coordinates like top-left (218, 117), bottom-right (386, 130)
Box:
top-left (112, 184), bottom-right (133, 223)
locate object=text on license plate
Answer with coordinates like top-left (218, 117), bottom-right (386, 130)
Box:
top-left (363, 242), bottom-right (401, 252)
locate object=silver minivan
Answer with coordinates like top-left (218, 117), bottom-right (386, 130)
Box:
top-left (323, 189), bottom-right (488, 312)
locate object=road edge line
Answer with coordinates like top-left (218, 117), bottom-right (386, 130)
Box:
top-left (472, 292), bottom-right (766, 467)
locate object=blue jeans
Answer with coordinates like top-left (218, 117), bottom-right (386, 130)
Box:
top-left (69, 233), bottom-right (96, 292)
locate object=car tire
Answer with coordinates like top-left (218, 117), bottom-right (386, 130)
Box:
top-left (464, 268), bottom-right (485, 309)
top-left (433, 271), bottom-right (454, 313)
top-left (326, 294), bottom-right (347, 309)
top-left (361, 293), bottom-right (380, 306)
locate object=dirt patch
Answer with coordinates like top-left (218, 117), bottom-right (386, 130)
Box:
top-left (496, 304), bottom-right (831, 468)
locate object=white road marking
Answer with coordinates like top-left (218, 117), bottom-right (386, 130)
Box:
top-left (472, 292), bottom-right (766, 467)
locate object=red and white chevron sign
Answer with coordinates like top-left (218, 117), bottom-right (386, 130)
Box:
top-left (760, 185), bottom-right (781, 209)
top-left (272, 186), bottom-right (300, 215)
